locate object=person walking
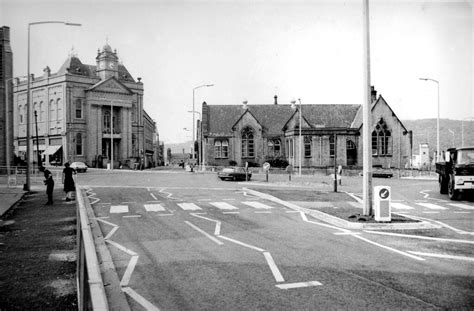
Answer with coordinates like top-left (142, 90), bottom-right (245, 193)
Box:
top-left (39, 166), bottom-right (54, 205)
top-left (62, 163), bottom-right (76, 201)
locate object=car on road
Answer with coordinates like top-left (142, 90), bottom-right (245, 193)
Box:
top-left (218, 167), bottom-right (251, 181)
top-left (70, 161), bottom-right (88, 173)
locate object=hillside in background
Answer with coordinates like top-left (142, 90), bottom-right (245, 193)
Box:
top-left (161, 119), bottom-right (474, 160)
top-left (403, 118), bottom-right (474, 157)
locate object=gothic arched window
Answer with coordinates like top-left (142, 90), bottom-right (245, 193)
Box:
top-left (372, 118), bottom-right (392, 156)
top-left (267, 138), bottom-right (281, 157)
top-left (241, 127), bottom-right (254, 158)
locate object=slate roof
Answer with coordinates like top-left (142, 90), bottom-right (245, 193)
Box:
top-left (56, 56), bottom-right (136, 82)
top-left (206, 104), bottom-right (360, 137)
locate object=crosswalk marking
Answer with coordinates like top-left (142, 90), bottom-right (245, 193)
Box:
top-left (242, 201), bottom-right (274, 209)
top-left (177, 203), bottom-right (202, 211)
top-left (417, 202), bottom-right (448, 210)
top-left (110, 205), bottom-right (129, 214)
top-left (391, 202), bottom-right (415, 210)
top-left (144, 204), bottom-right (166, 212)
top-left (449, 203), bottom-right (474, 210)
top-left (210, 202), bottom-right (238, 210)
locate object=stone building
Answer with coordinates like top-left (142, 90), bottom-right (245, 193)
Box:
top-left (13, 43), bottom-right (158, 168)
top-left (200, 87), bottom-right (410, 169)
top-left (0, 26), bottom-right (13, 167)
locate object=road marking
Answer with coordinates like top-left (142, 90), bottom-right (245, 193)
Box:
top-left (198, 199), bottom-right (212, 201)
top-left (242, 201), bottom-right (274, 209)
top-left (104, 226), bottom-right (119, 240)
top-left (364, 230), bottom-right (474, 244)
top-left (191, 213), bottom-right (222, 235)
top-left (144, 204), bottom-right (166, 212)
top-left (285, 210), bottom-right (300, 213)
top-left (449, 203), bottom-right (474, 210)
top-left (218, 235), bottom-right (266, 252)
top-left (454, 211), bottom-right (471, 214)
top-left (223, 211), bottom-right (240, 214)
top-left (150, 193), bottom-right (158, 201)
top-left (123, 215), bottom-right (141, 218)
top-left (422, 211), bottom-right (440, 214)
top-left (391, 202), bottom-right (415, 210)
top-left (407, 251), bottom-right (474, 262)
top-left (417, 202), bottom-right (448, 210)
top-left (120, 255), bottom-right (139, 286)
top-left (348, 202), bottom-right (362, 209)
top-left (210, 202), bottom-right (238, 210)
top-left (122, 287), bottom-right (160, 311)
top-left (97, 202), bottom-right (111, 205)
top-left (255, 211), bottom-right (272, 214)
top-left (263, 252), bottom-right (285, 282)
top-left (106, 240), bottom-right (138, 256)
top-left (185, 221), bottom-right (223, 245)
top-left (156, 213), bottom-right (174, 217)
top-left (121, 201), bottom-right (136, 204)
top-left (177, 203), bottom-right (202, 211)
top-left (110, 205), bottom-right (129, 213)
top-left (334, 232), bottom-right (360, 235)
top-left (276, 281), bottom-right (322, 289)
top-left (223, 198), bottom-right (236, 201)
top-left (351, 235), bottom-right (425, 261)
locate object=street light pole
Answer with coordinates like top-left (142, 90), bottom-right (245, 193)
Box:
top-left (192, 84), bottom-right (213, 160)
top-left (290, 99), bottom-right (302, 176)
top-left (188, 110), bottom-right (203, 168)
top-left (419, 77), bottom-right (440, 161)
top-left (25, 20), bottom-right (81, 191)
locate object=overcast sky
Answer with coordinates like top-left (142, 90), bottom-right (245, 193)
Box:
top-left (2, 0), bottom-right (473, 144)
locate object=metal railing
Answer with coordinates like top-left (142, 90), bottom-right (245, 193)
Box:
top-left (76, 185), bottom-right (109, 310)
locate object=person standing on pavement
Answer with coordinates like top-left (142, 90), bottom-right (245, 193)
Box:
top-left (39, 166), bottom-right (54, 205)
top-left (62, 163), bottom-right (76, 201)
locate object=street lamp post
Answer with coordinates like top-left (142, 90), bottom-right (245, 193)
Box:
top-left (192, 84), bottom-right (213, 160)
top-left (290, 99), bottom-right (302, 176)
top-left (188, 110), bottom-right (203, 169)
top-left (25, 21), bottom-right (81, 191)
top-left (419, 77), bottom-right (440, 162)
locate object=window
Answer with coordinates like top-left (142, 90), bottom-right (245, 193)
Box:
top-left (267, 139), bottom-right (281, 157)
top-left (19, 105), bottom-right (23, 124)
top-left (33, 102), bottom-right (38, 120)
top-left (304, 136), bottom-right (312, 157)
top-left (75, 99), bottom-right (82, 119)
top-left (39, 101), bottom-right (44, 121)
top-left (214, 139), bottom-right (229, 158)
top-left (76, 133), bottom-right (83, 155)
top-left (56, 99), bottom-right (62, 120)
top-left (49, 99), bottom-right (55, 120)
top-left (329, 135), bottom-right (335, 157)
top-left (372, 118), bottom-right (392, 156)
top-left (241, 127), bottom-right (254, 158)
top-left (104, 111), bottom-right (111, 132)
top-left (347, 139), bottom-right (356, 150)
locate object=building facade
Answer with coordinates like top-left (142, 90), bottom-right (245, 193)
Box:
top-left (13, 43), bottom-right (158, 168)
top-left (1, 26), bottom-right (13, 167)
top-left (200, 88), bottom-right (410, 169)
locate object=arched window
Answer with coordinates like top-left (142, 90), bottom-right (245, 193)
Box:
top-left (241, 127), bottom-right (254, 158)
top-left (33, 102), bottom-right (38, 121)
top-left (39, 101), bottom-right (44, 121)
top-left (75, 99), bottom-right (82, 119)
top-left (267, 139), bottom-right (281, 157)
top-left (214, 139), bottom-right (229, 159)
top-left (56, 99), bottom-right (62, 120)
top-left (346, 139), bottom-right (356, 150)
top-left (49, 99), bottom-right (55, 120)
top-left (76, 133), bottom-right (83, 155)
top-left (19, 105), bottom-right (23, 124)
top-left (372, 118), bottom-right (392, 156)
top-left (304, 136), bottom-right (312, 157)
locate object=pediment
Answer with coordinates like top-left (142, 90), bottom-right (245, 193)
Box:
top-left (87, 77), bottom-right (133, 94)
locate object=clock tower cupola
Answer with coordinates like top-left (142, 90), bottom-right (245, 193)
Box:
top-left (96, 42), bottom-right (119, 80)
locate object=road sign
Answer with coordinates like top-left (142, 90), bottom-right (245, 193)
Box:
top-left (286, 164), bottom-right (294, 174)
top-left (379, 187), bottom-right (390, 199)
top-left (263, 162), bottom-right (270, 172)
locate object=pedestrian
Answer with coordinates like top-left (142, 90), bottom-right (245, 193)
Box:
top-left (39, 166), bottom-right (54, 205)
top-left (62, 162), bottom-right (76, 201)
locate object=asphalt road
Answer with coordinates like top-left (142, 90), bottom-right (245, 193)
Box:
top-left (78, 170), bottom-right (474, 310)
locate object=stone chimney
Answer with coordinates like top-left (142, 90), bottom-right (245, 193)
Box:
top-left (242, 100), bottom-right (248, 109)
top-left (43, 66), bottom-right (51, 78)
top-left (274, 95), bottom-right (278, 105)
top-left (371, 86), bottom-right (377, 103)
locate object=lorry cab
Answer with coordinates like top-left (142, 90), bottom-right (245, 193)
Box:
top-left (437, 146), bottom-right (474, 200)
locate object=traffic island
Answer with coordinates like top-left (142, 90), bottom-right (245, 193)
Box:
top-left (243, 187), bottom-right (441, 230)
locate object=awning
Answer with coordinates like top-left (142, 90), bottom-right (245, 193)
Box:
top-left (43, 145), bottom-right (62, 155)
top-left (18, 145), bottom-right (46, 152)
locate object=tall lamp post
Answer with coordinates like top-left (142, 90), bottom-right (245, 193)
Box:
top-left (25, 21), bottom-right (81, 191)
top-left (419, 77), bottom-right (440, 162)
top-left (188, 110), bottom-right (203, 168)
top-left (192, 84), bottom-right (213, 160)
top-left (290, 99), bottom-right (302, 176)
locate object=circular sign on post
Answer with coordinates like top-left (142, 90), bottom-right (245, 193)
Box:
top-left (262, 162), bottom-right (271, 172)
top-left (286, 164), bottom-right (294, 174)
top-left (379, 188), bottom-right (390, 199)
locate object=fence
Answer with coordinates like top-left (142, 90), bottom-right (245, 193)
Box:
top-left (76, 186), bottom-right (109, 310)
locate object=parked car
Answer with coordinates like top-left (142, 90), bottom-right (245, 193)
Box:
top-left (218, 167), bottom-right (251, 181)
top-left (70, 161), bottom-right (88, 173)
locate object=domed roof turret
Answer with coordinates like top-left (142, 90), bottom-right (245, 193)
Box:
top-left (103, 43), bottom-right (112, 52)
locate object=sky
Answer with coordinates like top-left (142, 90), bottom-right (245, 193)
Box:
top-left (1, 0), bottom-right (473, 144)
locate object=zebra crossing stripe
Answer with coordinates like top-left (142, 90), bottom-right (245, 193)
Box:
top-left (144, 204), bottom-right (166, 212)
top-left (391, 202), bottom-right (415, 210)
top-left (417, 202), bottom-right (448, 210)
top-left (242, 201), bottom-right (274, 209)
top-left (177, 203), bottom-right (202, 211)
top-left (449, 203), bottom-right (474, 210)
top-left (110, 205), bottom-right (129, 213)
top-left (210, 202), bottom-right (238, 210)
